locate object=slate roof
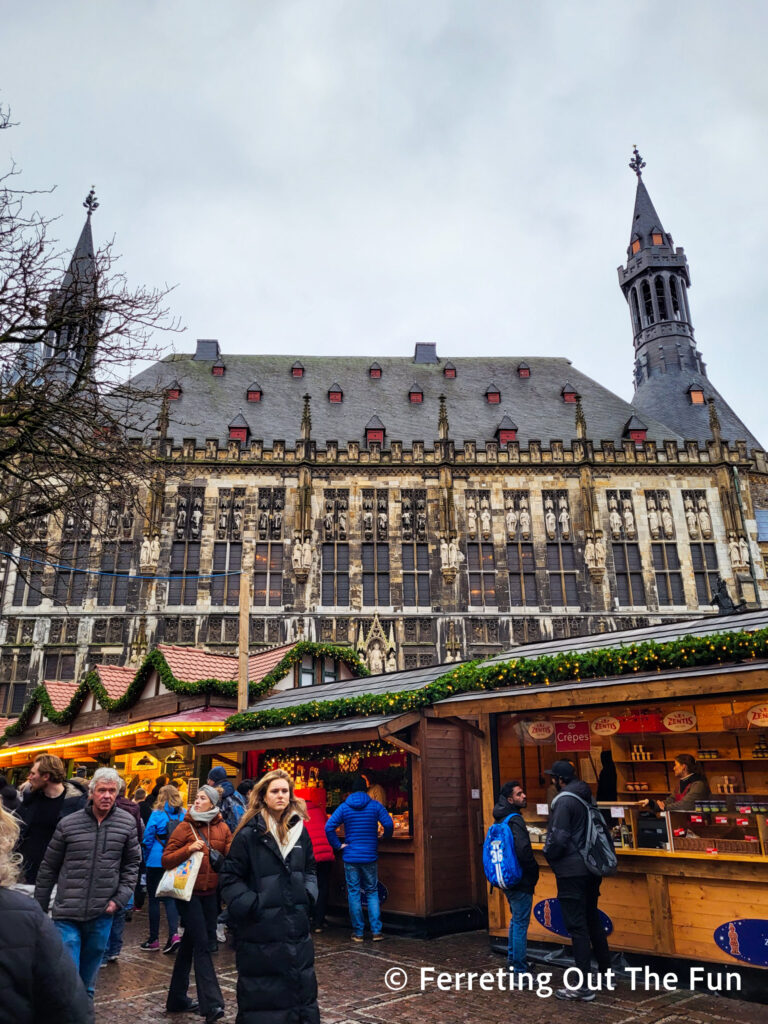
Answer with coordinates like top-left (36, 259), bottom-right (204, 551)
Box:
top-left (199, 713), bottom-right (403, 749)
top-left (157, 642), bottom-right (296, 683)
top-left (628, 177), bottom-right (666, 251)
top-left (128, 349), bottom-right (688, 449)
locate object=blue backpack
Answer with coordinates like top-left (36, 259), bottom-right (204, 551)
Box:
top-left (482, 813), bottom-right (523, 890)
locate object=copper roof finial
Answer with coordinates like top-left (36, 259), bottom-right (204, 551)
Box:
top-left (629, 146), bottom-right (646, 179)
top-left (83, 186), bottom-right (99, 217)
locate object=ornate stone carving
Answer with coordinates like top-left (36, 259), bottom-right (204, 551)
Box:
top-left (646, 496), bottom-right (660, 538)
top-left (356, 614), bottom-right (397, 674)
top-left (684, 497), bottom-right (699, 539)
top-left (558, 497), bottom-right (571, 539)
top-left (544, 498), bottom-right (556, 539)
top-left (440, 534), bottom-right (463, 583)
top-left (608, 497), bottom-right (622, 539)
top-left (698, 498), bottom-right (712, 539)
top-left (660, 496), bottom-right (674, 539)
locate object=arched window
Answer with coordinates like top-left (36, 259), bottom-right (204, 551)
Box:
top-left (641, 280), bottom-right (655, 325)
top-left (655, 276), bottom-right (668, 320)
top-left (631, 288), bottom-right (642, 334)
top-left (669, 275), bottom-right (681, 318)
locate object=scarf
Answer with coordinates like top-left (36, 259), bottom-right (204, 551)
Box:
top-left (189, 807), bottom-right (219, 825)
top-left (267, 815), bottom-right (304, 859)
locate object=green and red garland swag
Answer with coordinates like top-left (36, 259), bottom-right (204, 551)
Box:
top-left (0, 641), bottom-right (368, 743)
top-left (224, 625), bottom-right (768, 733)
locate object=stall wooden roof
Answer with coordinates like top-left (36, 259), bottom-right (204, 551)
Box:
top-left (198, 712), bottom-right (418, 752)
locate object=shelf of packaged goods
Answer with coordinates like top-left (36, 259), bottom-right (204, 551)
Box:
top-left (615, 757), bottom-right (768, 763)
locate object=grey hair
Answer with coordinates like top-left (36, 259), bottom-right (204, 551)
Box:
top-left (89, 767), bottom-right (122, 793)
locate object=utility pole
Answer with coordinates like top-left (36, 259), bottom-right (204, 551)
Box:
top-left (238, 571), bottom-right (250, 712)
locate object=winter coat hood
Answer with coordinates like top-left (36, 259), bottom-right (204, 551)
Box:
top-left (345, 792), bottom-right (372, 811)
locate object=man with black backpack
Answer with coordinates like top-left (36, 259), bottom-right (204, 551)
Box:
top-left (491, 781), bottom-right (540, 976)
top-left (543, 760), bottom-right (613, 1002)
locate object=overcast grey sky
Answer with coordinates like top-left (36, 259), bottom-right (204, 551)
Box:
top-left (4, 1), bottom-right (767, 443)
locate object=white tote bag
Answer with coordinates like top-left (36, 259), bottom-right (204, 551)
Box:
top-left (155, 827), bottom-right (204, 902)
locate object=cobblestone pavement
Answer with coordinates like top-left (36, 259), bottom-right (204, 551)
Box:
top-left (96, 916), bottom-right (765, 1024)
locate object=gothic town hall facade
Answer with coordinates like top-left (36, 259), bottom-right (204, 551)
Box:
top-left (2, 161), bottom-right (768, 714)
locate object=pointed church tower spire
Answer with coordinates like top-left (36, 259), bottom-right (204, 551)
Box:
top-left (618, 151), bottom-right (760, 448)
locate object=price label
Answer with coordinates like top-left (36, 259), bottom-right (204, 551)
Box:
top-left (736, 817), bottom-right (749, 826)
top-left (536, 803), bottom-right (549, 816)
top-left (690, 814), bottom-right (703, 823)
top-left (715, 815), bottom-right (729, 824)
top-left (610, 807), bottom-right (625, 818)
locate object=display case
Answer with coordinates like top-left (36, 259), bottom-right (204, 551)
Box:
top-left (667, 806), bottom-right (768, 856)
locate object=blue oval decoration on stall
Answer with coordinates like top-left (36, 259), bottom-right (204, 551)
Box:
top-left (533, 898), bottom-right (613, 938)
top-left (713, 919), bottom-right (768, 966)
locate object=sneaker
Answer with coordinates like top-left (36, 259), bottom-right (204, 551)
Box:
top-left (216, 924), bottom-right (227, 943)
top-left (351, 934), bottom-right (364, 943)
top-left (163, 934), bottom-right (181, 954)
top-left (372, 933), bottom-right (385, 941)
top-left (555, 987), bottom-right (596, 1002)
top-left (140, 939), bottom-right (160, 951)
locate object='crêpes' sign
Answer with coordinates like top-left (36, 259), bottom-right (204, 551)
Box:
top-left (526, 720), bottom-right (555, 741)
top-left (555, 721), bottom-right (591, 752)
top-left (591, 715), bottom-right (621, 736)
top-left (662, 709), bottom-right (697, 732)
top-left (746, 703), bottom-right (768, 728)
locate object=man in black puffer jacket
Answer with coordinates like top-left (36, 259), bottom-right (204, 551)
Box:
top-left (492, 780), bottom-right (539, 976)
top-left (543, 760), bottom-right (611, 1002)
top-left (35, 767), bottom-right (140, 1006)
top-left (220, 809), bottom-right (319, 1024)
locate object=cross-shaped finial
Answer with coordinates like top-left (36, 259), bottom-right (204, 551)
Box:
top-left (629, 146), bottom-right (646, 178)
top-left (83, 186), bottom-right (99, 216)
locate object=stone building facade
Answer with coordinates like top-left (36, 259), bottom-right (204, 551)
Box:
top-left (1, 156), bottom-right (767, 714)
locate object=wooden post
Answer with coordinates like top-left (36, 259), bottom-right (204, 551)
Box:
top-left (237, 571), bottom-right (250, 712)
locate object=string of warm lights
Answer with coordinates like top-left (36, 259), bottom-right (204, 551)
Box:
top-left (0, 719), bottom-right (227, 761)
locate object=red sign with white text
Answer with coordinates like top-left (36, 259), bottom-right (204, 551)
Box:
top-left (555, 721), bottom-right (591, 752)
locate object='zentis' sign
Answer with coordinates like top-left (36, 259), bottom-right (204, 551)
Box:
top-left (555, 721), bottom-right (591, 751)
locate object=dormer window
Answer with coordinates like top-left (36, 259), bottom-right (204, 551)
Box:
top-left (485, 383), bottom-right (501, 404)
top-left (517, 362), bottom-right (530, 379)
top-left (328, 384), bottom-right (343, 404)
top-left (623, 413), bottom-right (647, 444)
top-left (167, 380), bottom-right (182, 401)
top-left (561, 383), bottom-right (579, 404)
top-left (212, 360), bottom-right (225, 377)
top-left (228, 414), bottom-right (250, 444)
top-left (652, 232), bottom-right (663, 246)
top-left (247, 382), bottom-right (262, 402)
top-left (631, 238), bottom-right (641, 254)
top-left (409, 385), bottom-right (423, 404)
top-left (292, 361), bottom-right (304, 378)
top-left (688, 384), bottom-right (705, 405)
top-left (496, 413), bottom-right (518, 446)
top-left (443, 362), bottom-right (457, 378)
top-left (365, 415), bottom-right (385, 446)
top-left (369, 362), bottom-right (382, 379)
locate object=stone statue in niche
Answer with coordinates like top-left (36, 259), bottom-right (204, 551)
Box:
top-left (363, 500), bottom-right (374, 535)
top-left (107, 505), bottom-right (120, 536)
top-left (416, 503), bottom-right (426, 537)
top-left (728, 533), bottom-right (741, 568)
top-left (232, 504), bottom-right (243, 538)
top-left (698, 499), bottom-right (712, 538)
top-left (190, 499), bottom-right (203, 538)
top-left (140, 537), bottom-right (152, 567)
top-left (519, 501), bottom-right (531, 539)
top-left (302, 537), bottom-right (313, 570)
top-left (150, 535), bottom-right (160, 563)
top-left (272, 508), bottom-right (283, 537)
top-left (609, 498), bottom-right (622, 539)
top-left (584, 536), bottom-right (596, 569)
top-left (660, 496), bottom-right (674, 539)
top-left (448, 537), bottom-right (462, 569)
top-left (684, 498), bottom-right (699, 539)
top-left (292, 536), bottom-right (303, 571)
top-left (440, 537), bottom-right (449, 568)
top-left (594, 535), bottom-right (606, 568)
top-left (402, 503), bottom-right (412, 534)
top-left (739, 536), bottom-right (750, 567)
top-left (323, 503), bottom-right (334, 538)
top-left (386, 648), bottom-right (397, 673)
top-left (175, 498), bottom-right (187, 537)
top-left (466, 497), bottom-right (477, 539)
top-left (367, 641), bottom-right (385, 675)
top-left (558, 498), bottom-right (570, 539)
top-left (378, 510), bottom-right (387, 536)
top-left (337, 501), bottom-right (347, 539)
top-left (622, 500), bottom-right (636, 539)
top-left (480, 500), bottom-right (491, 538)
top-left (646, 498), bottom-right (660, 539)
top-left (506, 505), bottom-right (518, 539)
top-left (544, 499), bottom-right (556, 540)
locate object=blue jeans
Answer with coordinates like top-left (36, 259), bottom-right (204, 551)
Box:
top-left (103, 907), bottom-right (127, 960)
top-left (55, 914), bottom-right (114, 997)
top-left (344, 862), bottom-right (381, 936)
top-left (504, 889), bottom-right (533, 973)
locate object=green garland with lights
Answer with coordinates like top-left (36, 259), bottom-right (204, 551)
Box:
top-left (225, 626), bottom-right (768, 733)
top-left (0, 641), bottom-right (368, 744)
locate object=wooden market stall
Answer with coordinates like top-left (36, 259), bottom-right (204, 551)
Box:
top-left (429, 611), bottom-right (768, 972)
top-left (198, 662), bottom-right (488, 936)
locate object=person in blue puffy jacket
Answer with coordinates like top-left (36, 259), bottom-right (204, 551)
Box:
top-left (141, 785), bottom-right (185, 952)
top-left (325, 775), bottom-right (393, 941)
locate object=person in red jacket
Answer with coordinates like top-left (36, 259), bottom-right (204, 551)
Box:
top-left (303, 793), bottom-right (335, 932)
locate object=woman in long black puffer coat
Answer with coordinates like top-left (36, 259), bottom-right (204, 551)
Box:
top-left (219, 769), bottom-right (320, 1024)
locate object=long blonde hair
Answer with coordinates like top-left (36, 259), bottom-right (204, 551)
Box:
top-left (0, 806), bottom-right (22, 888)
top-left (153, 784), bottom-right (184, 811)
top-left (235, 769), bottom-right (308, 843)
